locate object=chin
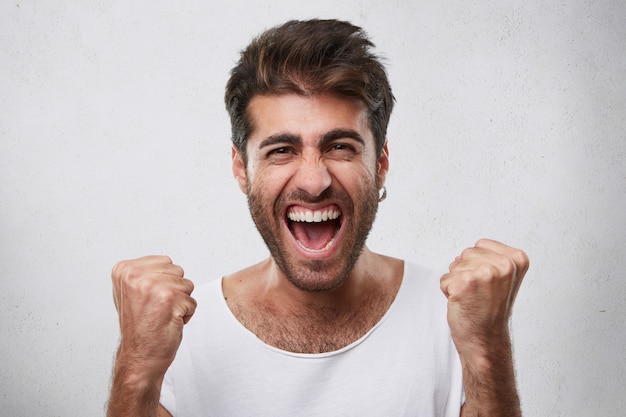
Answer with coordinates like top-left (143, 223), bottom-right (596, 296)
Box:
top-left (277, 248), bottom-right (363, 292)
top-left (285, 263), bottom-right (349, 292)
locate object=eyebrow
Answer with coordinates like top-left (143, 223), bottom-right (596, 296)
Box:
top-left (320, 129), bottom-right (365, 147)
top-left (259, 133), bottom-right (302, 149)
top-left (258, 129), bottom-right (365, 149)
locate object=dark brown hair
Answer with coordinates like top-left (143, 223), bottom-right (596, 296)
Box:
top-left (224, 19), bottom-right (394, 163)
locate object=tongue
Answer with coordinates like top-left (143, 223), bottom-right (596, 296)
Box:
top-left (291, 220), bottom-right (337, 250)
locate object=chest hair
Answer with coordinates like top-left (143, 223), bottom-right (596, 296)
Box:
top-left (228, 290), bottom-right (397, 354)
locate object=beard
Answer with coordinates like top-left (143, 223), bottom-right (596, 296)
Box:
top-left (247, 182), bottom-right (380, 292)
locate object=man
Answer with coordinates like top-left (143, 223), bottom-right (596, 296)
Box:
top-left (107, 19), bottom-right (528, 417)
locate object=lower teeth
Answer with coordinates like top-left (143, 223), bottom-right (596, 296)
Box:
top-left (296, 236), bottom-right (335, 252)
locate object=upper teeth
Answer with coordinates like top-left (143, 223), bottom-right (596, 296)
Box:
top-left (288, 209), bottom-right (340, 223)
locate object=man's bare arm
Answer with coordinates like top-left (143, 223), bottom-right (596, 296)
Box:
top-left (106, 256), bottom-right (196, 417)
top-left (106, 355), bottom-right (164, 417)
top-left (442, 239), bottom-right (528, 416)
top-left (458, 335), bottom-right (521, 416)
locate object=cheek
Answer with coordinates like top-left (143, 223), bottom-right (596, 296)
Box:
top-left (248, 167), bottom-right (291, 201)
top-left (329, 161), bottom-right (378, 189)
top-left (273, 166), bottom-right (297, 183)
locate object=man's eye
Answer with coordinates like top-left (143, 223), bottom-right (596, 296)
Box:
top-left (268, 147), bottom-right (292, 156)
top-left (329, 143), bottom-right (355, 153)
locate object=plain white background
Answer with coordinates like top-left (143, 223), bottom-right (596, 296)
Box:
top-left (1, 1), bottom-right (624, 416)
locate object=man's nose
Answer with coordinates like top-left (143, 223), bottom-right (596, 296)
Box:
top-left (293, 154), bottom-right (332, 198)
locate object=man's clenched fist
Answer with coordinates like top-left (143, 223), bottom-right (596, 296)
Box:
top-left (440, 239), bottom-right (529, 359)
top-left (111, 255), bottom-right (197, 381)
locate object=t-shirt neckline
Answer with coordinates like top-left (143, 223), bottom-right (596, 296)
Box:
top-left (217, 260), bottom-right (408, 358)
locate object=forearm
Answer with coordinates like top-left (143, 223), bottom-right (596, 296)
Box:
top-left (441, 239), bottom-right (529, 417)
top-left (460, 336), bottom-right (521, 417)
top-left (106, 352), bottom-right (164, 417)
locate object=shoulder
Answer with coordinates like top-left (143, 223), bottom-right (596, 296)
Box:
top-left (221, 258), bottom-right (271, 302)
top-left (402, 260), bottom-right (444, 287)
top-left (392, 260), bottom-right (449, 316)
top-left (399, 259), bottom-right (445, 287)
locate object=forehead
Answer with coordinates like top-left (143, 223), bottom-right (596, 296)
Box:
top-left (246, 93), bottom-right (372, 145)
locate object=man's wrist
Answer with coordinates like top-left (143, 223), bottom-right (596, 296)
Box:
top-left (107, 357), bottom-right (164, 417)
top-left (458, 336), bottom-right (521, 417)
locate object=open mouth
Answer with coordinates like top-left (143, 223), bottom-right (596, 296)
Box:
top-left (286, 205), bottom-right (342, 252)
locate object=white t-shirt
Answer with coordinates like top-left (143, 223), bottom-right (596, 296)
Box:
top-left (160, 261), bottom-right (464, 416)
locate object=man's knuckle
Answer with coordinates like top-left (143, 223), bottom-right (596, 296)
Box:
top-left (496, 256), bottom-right (516, 276)
top-left (458, 270), bottom-right (477, 288)
top-left (479, 263), bottom-right (499, 280)
top-left (511, 248), bottom-right (530, 270)
top-left (155, 287), bottom-right (177, 305)
top-left (132, 274), bottom-right (156, 294)
top-left (111, 260), bottom-right (128, 278)
top-left (475, 238), bottom-right (489, 247)
top-left (176, 265), bottom-right (185, 278)
top-left (460, 247), bottom-right (473, 259)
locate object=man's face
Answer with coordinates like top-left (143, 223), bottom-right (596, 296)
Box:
top-left (232, 93), bottom-right (388, 292)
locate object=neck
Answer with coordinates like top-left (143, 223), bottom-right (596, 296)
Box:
top-left (222, 249), bottom-right (405, 353)
top-left (263, 247), bottom-right (379, 313)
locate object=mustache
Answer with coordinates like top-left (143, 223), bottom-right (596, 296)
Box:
top-left (280, 188), bottom-right (341, 205)
top-left (273, 187), bottom-right (355, 218)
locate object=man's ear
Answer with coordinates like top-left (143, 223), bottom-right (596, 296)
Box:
top-left (231, 145), bottom-right (249, 195)
top-left (376, 141), bottom-right (390, 188)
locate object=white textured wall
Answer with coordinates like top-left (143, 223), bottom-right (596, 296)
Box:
top-left (1, 1), bottom-right (624, 416)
